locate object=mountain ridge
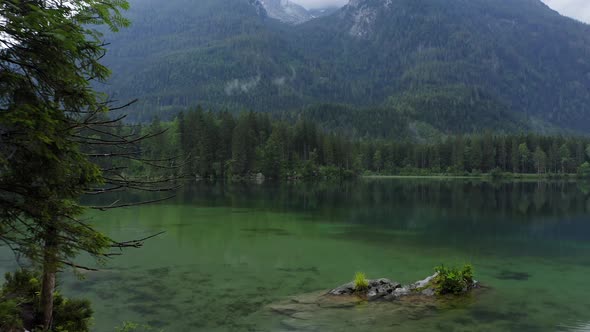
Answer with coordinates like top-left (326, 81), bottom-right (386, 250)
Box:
top-left (101, 0), bottom-right (590, 135)
top-left (253, 0), bottom-right (311, 24)
top-left (250, 0), bottom-right (338, 24)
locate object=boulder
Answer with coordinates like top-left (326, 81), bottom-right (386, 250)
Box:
top-left (327, 281), bottom-right (355, 295)
top-left (367, 278), bottom-right (402, 301)
top-left (328, 278), bottom-right (402, 301)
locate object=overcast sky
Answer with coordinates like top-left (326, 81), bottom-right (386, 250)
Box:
top-left (542, 0), bottom-right (590, 23)
top-left (290, 0), bottom-right (347, 10)
top-left (290, 0), bottom-right (590, 23)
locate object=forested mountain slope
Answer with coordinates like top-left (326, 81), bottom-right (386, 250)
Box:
top-left (103, 0), bottom-right (302, 116)
top-left (101, 0), bottom-right (590, 134)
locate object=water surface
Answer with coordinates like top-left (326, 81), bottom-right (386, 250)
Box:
top-left (3, 179), bottom-right (590, 331)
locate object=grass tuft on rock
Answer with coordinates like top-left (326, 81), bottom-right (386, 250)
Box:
top-left (353, 272), bottom-right (369, 292)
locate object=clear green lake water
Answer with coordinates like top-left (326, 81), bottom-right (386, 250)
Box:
top-left (2, 178), bottom-right (590, 331)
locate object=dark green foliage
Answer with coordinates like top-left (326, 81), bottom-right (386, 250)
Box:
top-left (358, 133), bottom-right (590, 176)
top-left (387, 86), bottom-right (523, 133)
top-left (296, 104), bottom-right (411, 139)
top-left (0, 271), bottom-right (37, 331)
top-left (0, 270), bottom-right (92, 332)
top-left (232, 113), bottom-right (260, 177)
top-left (143, 109), bottom-right (590, 180)
top-left (0, 0), bottom-right (145, 329)
top-left (172, 109), bottom-right (361, 180)
top-left (433, 264), bottom-right (475, 295)
top-left (260, 124), bottom-right (288, 178)
top-left (2, 270), bottom-right (40, 300)
top-left (0, 300), bottom-right (23, 332)
top-left (578, 162), bottom-right (590, 178)
top-left (488, 167), bottom-right (511, 180)
top-left (52, 297), bottom-right (93, 332)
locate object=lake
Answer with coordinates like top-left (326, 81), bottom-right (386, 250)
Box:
top-left (2, 178), bottom-right (590, 331)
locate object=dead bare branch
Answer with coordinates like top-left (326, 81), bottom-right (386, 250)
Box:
top-left (89, 195), bottom-right (176, 211)
top-left (111, 231), bottom-right (166, 248)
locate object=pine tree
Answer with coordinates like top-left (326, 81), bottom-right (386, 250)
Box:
top-left (373, 149), bottom-right (384, 173)
top-left (533, 146), bottom-right (547, 174)
top-left (511, 139), bottom-right (520, 173)
top-left (518, 143), bottom-right (531, 173)
top-left (261, 125), bottom-right (286, 179)
top-left (482, 132), bottom-right (496, 171)
top-left (559, 144), bottom-right (571, 173)
top-left (231, 113), bottom-right (257, 176)
top-left (217, 111), bottom-right (236, 177)
top-left (0, 0), bottom-right (142, 329)
top-left (470, 138), bottom-right (483, 172)
top-left (548, 142), bottom-right (559, 173)
top-left (452, 136), bottom-right (465, 171)
top-left (497, 137), bottom-right (507, 171)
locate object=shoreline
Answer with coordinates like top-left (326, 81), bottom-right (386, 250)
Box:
top-left (362, 174), bottom-right (581, 180)
top-left (363, 175), bottom-right (483, 179)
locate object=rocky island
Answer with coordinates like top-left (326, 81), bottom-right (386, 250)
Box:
top-left (328, 265), bottom-right (480, 301)
top-left (269, 265), bottom-right (481, 331)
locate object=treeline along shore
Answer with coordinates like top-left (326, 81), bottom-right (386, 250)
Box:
top-left (122, 108), bottom-right (590, 181)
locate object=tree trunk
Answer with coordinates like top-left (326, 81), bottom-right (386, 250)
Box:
top-left (40, 223), bottom-right (58, 331)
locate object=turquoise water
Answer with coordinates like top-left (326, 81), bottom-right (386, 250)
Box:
top-left (2, 179), bottom-right (590, 331)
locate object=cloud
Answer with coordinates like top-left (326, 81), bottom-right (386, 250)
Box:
top-left (290, 0), bottom-right (590, 23)
top-left (272, 77), bottom-right (286, 86)
top-left (290, 0), bottom-right (348, 10)
top-left (225, 76), bottom-right (261, 95)
top-left (541, 0), bottom-right (590, 23)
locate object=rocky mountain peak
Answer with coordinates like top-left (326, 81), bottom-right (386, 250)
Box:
top-left (341, 0), bottom-right (394, 38)
top-left (251, 0), bottom-right (313, 24)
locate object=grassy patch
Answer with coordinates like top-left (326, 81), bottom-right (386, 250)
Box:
top-left (353, 272), bottom-right (369, 292)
